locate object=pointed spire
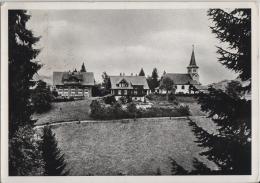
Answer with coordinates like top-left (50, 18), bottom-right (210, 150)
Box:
top-left (189, 45), bottom-right (198, 67)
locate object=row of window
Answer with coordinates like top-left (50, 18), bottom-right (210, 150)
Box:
top-left (113, 89), bottom-right (147, 95)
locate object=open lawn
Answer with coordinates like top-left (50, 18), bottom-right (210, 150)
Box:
top-left (33, 99), bottom-right (93, 125)
top-left (51, 117), bottom-right (217, 175)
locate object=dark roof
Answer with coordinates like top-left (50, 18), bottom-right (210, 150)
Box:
top-left (53, 72), bottom-right (94, 86)
top-left (188, 47), bottom-right (198, 68)
top-left (163, 73), bottom-right (199, 85)
top-left (110, 76), bottom-right (149, 89)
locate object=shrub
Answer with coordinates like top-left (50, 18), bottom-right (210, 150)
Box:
top-left (168, 93), bottom-right (176, 102)
top-left (90, 100), bottom-right (191, 120)
top-left (90, 100), bottom-right (103, 118)
top-left (126, 102), bottom-right (138, 118)
top-left (31, 80), bottom-right (53, 113)
top-left (119, 96), bottom-right (128, 104)
top-left (103, 95), bottom-right (116, 105)
top-left (175, 105), bottom-right (190, 116)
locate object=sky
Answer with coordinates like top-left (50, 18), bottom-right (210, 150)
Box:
top-left (27, 9), bottom-right (238, 85)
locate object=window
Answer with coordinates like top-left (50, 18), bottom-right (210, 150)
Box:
top-left (118, 90), bottom-right (121, 95)
top-left (134, 90), bottom-right (137, 95)
top-left (193, 69), bottom-right (196, 72)
top-left (124, 90), bottom-right (127, 95)
top-left (78, 89), bottom-right (83, 95)
top-left (182, 85), bottom-right (185, 89)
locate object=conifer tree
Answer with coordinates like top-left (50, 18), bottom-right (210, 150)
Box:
top-left (9, 10), bottom-right (42, 175)
top-left (80, 62), bottom-right (86, 72)
top-left (40, 126), bottom-right (69, 176)
top-left (171, 9), bottom-right (251, 175)
top-left (139, 68), bottom-right (145, 76)
top-left (147, 68), bottom-right (159, 92)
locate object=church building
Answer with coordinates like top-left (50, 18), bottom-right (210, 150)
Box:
top-left (157, 46), bottom-right (201, 94)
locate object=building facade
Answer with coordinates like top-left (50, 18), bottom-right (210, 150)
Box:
top-left (53, 70), bottom-right (95, 98)
top-left (157, 46), bottom-right (201, 94)
top-left (110, 75), bottom-right (150, 102)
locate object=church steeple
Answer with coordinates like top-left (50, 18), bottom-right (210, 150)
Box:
top-left (187, 45), bottom-right (199, 83)
top-left (188, 45), bottom-right (198, 67)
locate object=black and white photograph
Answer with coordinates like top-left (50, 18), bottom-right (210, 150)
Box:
top-left (1, 1), bottom-right (259, 183)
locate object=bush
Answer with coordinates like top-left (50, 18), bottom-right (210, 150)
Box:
top-left (103, 95), bottom-right (116, 105)
top-left (168, 93), bottom-right (176, 102)
top-left (126, 102), bottom-right (138, 118)
top-left (90, 100), bottom-right (103, 118)
top-left (90, 99), bottom-right (191, 120)
top-left (52, 97), bottom-right (75, 103)
top-left (119, 96), bottom-right (128, 104)
top-left (31, 80), bottom-right (53, 113)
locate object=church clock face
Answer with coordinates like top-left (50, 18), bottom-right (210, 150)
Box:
top-left (193, 73), bottom-right (199, 77)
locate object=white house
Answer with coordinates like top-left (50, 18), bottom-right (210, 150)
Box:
top-left (157, 46), bottom-right (201, 94)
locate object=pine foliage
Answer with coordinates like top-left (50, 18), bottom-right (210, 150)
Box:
top-left (80, 63), bottom-right (86, 72)
top-left (208, 9), bottom-right (251, 87)
top-left (170, 9), bottom-right (251, 175)
top-left (9, 10), bottom-right (42, 175)
top-left (139, 68), bottom-right (145, 76)
top-left (40, 126), bottom-right (69, 176)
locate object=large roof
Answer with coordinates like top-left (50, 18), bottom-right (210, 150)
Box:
top-left (110, 76), bottom-right (149, 89)
top-left (53, 72), bottom-right (94, 86)
top-left (163, 73), bottom-right (199, 85)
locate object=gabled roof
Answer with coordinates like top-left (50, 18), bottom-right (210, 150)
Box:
top-left (163, 73), bottom-right (199, 85)
top-left (53, 72), bottom-right (95, 86)
top-left (110, 76), bottom-right (149, 89)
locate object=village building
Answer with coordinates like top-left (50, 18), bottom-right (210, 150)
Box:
top-left (156, 46), bottom-right (201, 94)
top-left (53, 70), bottom-right (95, 98)
top-left (109, 74), bottom-right (150, 102)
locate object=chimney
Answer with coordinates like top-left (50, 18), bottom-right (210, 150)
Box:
top-left (131, 73), bottom-right (133, 76)
top-left (120, 73), bottom-right (122, 76)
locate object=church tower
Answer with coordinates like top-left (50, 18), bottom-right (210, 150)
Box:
top-left (187, 45), bottom-right (199, 83)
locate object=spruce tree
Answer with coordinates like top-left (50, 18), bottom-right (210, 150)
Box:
top-left (80, 62), bottom-right (86, 72)
top-left (147, 68), bottom-right (159, 92)
top-left (9, 10), bottom-right (42, 175)
top-left (40, 126), bottom-right (69, 176)
top-left (171, 9), bottom-right (251, 175)
top-left (139, 68), bottom-right (145, 76)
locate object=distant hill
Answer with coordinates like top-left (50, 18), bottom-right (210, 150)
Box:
top-left (207, 79), bottom-right (231, 90)
top-left (207, 78), bottom-right (251, 100)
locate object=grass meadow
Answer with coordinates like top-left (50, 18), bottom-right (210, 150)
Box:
top-left (51, 117), bottom-right (217, 175)
top-left (33, 99), bottom-right (93, 125)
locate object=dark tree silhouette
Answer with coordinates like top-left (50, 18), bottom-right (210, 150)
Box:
top-left (147, 68), bottom-right (159, 92)
top-left (171, 9), bottom-right (251, 175)
top-left (80, 62), bottom-right (86, 72)
top-left (9, 10), bottom-right (42, 175)
top-left (139, 68), bottom-right (145, 76)
top-left (101, 72), bottom-right (111, 95)
top-left (208, 9), bottom-right (251, 90)
top-left (31, 80), bottom-right (53, 113)
top-left (40, 126), bottom-right (69, 176)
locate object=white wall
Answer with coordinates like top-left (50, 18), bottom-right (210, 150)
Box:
top-left (175, 85), bottom-right (190, 94)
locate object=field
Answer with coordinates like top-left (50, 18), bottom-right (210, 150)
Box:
top-left (51, 117), bottom-right (217, 175)
top-left (33, 99), bottom-right (93, 125)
